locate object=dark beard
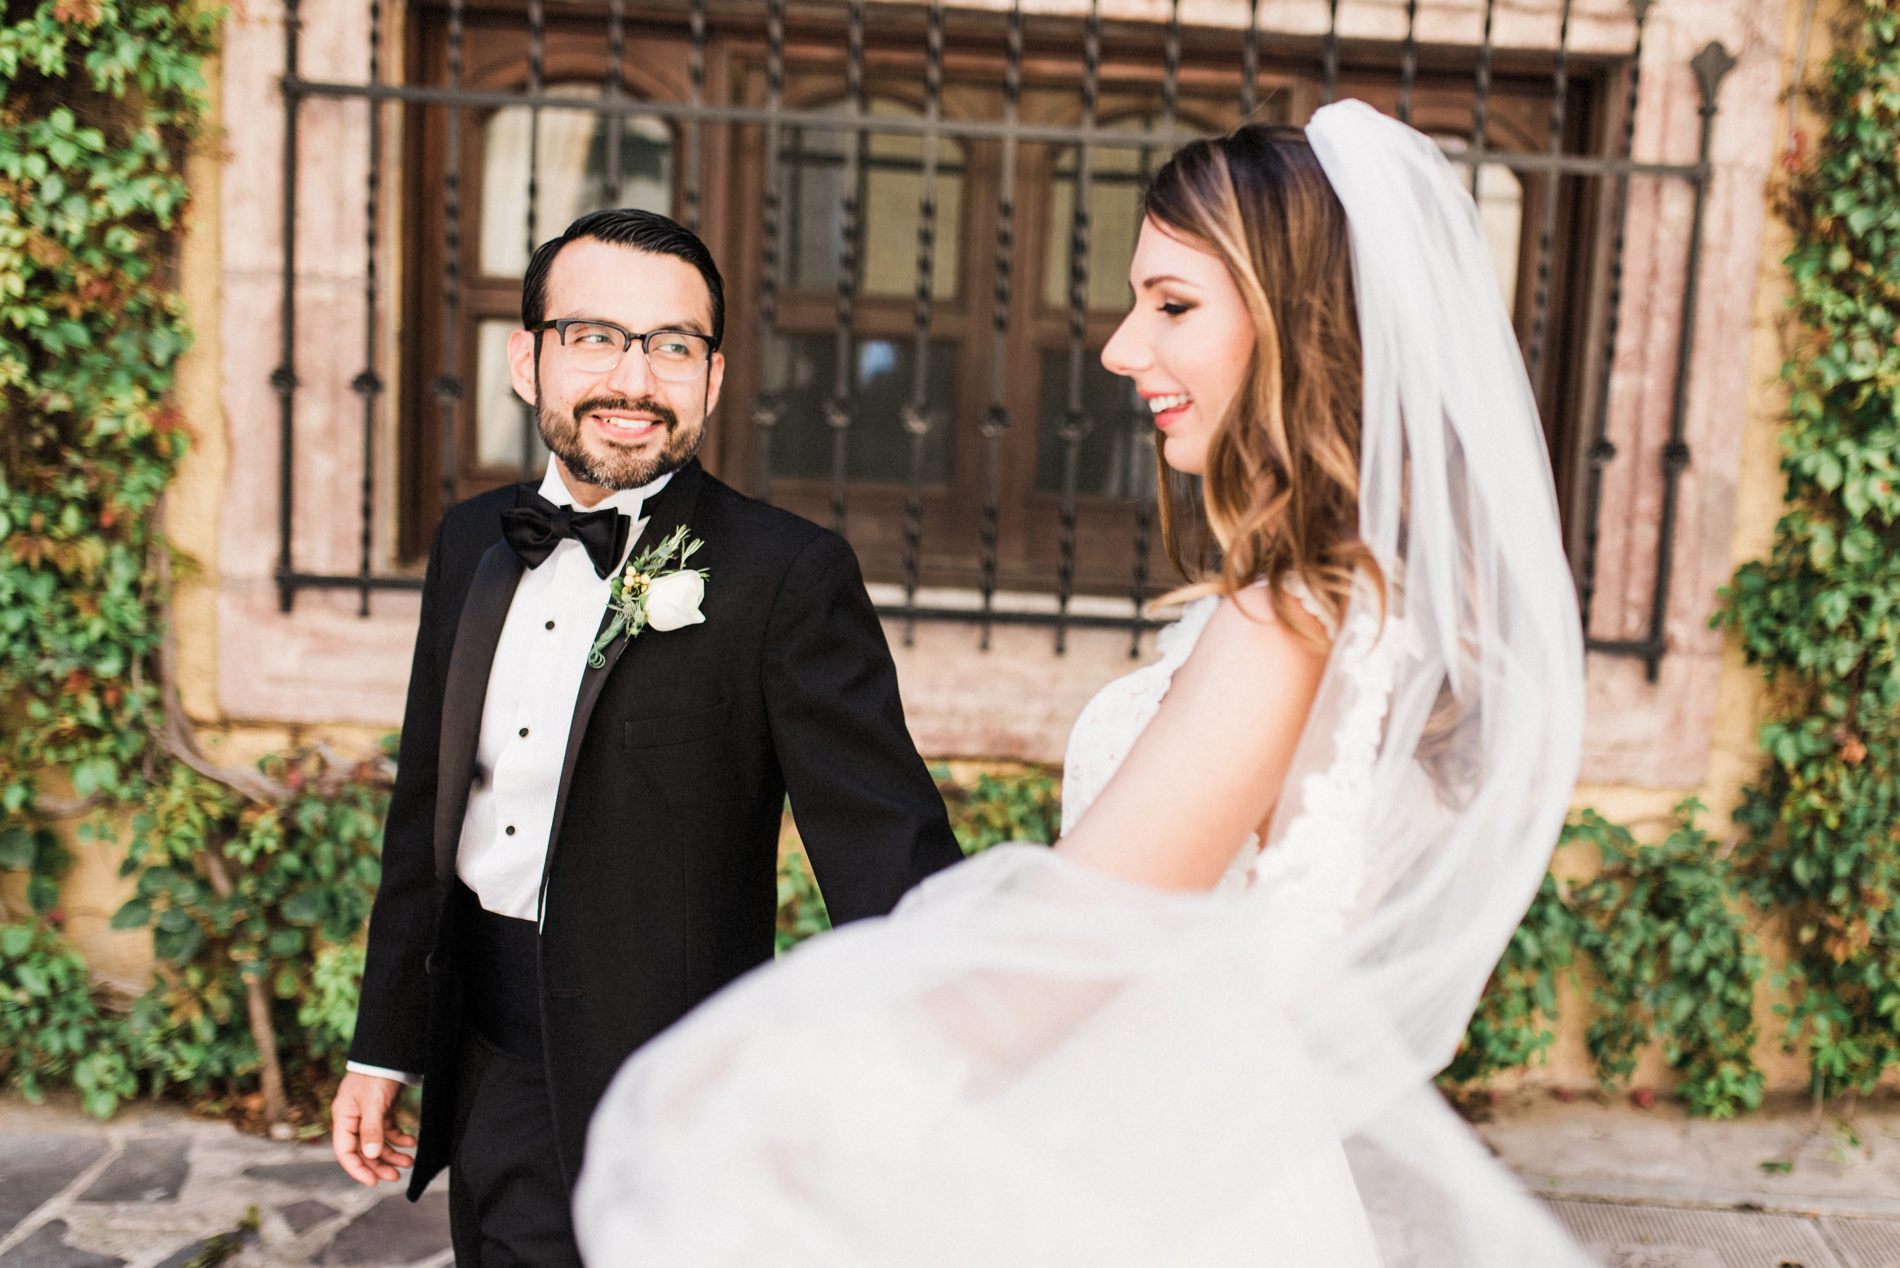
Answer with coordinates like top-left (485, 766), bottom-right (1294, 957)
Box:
top-left (538, 393), bottom-right (703, 490)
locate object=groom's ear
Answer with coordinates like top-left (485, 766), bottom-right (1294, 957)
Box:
top-left (704, 349), bottom-right (725, 418)
top-left (508, 327), bottom-right (540, 409)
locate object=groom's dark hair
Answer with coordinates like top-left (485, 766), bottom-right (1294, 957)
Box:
top-left (521, 208), bottom-right (725, 349)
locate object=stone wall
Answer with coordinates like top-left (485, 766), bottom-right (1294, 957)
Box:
top-left (26, 0), bottom-right (1833, 1092)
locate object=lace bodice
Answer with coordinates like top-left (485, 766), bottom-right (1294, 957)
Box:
top-left (1060, 582), bottom-right (1412, 916)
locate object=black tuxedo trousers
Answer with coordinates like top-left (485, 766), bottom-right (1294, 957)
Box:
top-left (350, 460), bottom-right (963, 1198)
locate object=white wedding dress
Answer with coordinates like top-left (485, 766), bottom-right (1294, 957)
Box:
top-left (576, 592), bottom-right (1386, 1265)
top-left (576, 100), bottom-right (1596, 1268)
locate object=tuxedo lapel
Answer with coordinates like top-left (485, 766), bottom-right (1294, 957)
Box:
top-left (435, 539), bottom-right (527, 879)
top-left (538, 461), bottom-right (707, 914)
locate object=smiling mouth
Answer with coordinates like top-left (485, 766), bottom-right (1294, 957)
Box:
top-left (575, 395), bottom-right (677, 443)
top-left (1147, 393), bottom-right (1191, 423)
top-left (590, 414), bottom-right (663, 438)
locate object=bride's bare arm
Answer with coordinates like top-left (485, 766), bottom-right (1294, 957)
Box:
top-left (1055, 588), bottom-right (1329, 889)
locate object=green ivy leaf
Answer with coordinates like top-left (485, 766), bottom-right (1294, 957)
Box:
top-left (110, 898), bottom-right (152, 930)
top-left (153, 922), bottom-right (204, 965)
top-left (0, 825), bottom-right (38, 870)
top-left (27, 873), bottom-right (59, 913)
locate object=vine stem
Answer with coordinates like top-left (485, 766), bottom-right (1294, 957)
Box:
top-left (148, 500), bottom-right (292, 1128)
top-left (199, 845), bottom-right (290, 1130)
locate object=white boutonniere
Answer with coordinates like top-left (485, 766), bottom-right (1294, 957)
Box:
top-left (588, 524), bottom-right (708, 668)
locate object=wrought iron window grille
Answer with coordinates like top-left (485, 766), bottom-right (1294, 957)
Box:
top-left (273, 0), bottom-right (1730, 674)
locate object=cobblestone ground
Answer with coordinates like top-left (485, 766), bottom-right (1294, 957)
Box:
top-left (8, 1088), bottom-right (1900, 1266)
top-left (0, 1094), bottom-right (448, 1268)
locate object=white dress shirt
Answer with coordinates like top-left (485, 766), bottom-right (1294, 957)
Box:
top-left (346, 465), bottom-right (669, 1088)
top-left (459, 464), bottom-right (671, 921)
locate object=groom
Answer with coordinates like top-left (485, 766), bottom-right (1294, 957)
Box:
top-left (332, 209), bottom-right (963, 1266)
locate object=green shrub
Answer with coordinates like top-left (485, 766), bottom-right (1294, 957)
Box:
top-left (1445, 803), bottom-right (1764, 1118)
top-left (0, 918), bottom-right (137, 1117)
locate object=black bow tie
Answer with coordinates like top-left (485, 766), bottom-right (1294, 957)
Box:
top-left (500, 489), bottom-right (632, 579)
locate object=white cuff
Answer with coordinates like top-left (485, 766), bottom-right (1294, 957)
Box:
top-left (347, 1060), bottom-right (423, 1087)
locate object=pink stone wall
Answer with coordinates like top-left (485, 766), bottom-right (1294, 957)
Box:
top-left (1577, 0), bottom-right (1787, 785)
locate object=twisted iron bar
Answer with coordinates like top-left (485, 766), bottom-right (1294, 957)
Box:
top-left (686, 0), bottom-right (706, 231)
top-left (825, 0), bottom-right (866, 535)
top-left (751, 0), bottom-right (788, 500)
top-left (1577, 0), bottom-right (1653, 632)
top-left (1054, 0), bottom-right (1102, 655)
top-left (1525, 0), bottom-right (1575, 396)
top-left (900, 0), bottom-right (947, 643)
top-left (1321, 0), bottom-right (1339, 106)
top-left (1399, 0), bottom-right (1419, 125)
top-left (353, 0), bottom-right (385, 617)
top-left (520, 0), bottom-right (546, 480)
top-left (273, 0), bottom-right (303, 612)
top-left (977, 0), bottom-right (1022, 652)
top-left (432, 0), bottom-right (468, 525)
top-left (1470, 0), bottom-right (1496, 199)
top-left (605, 0), bottom-right (625, 202)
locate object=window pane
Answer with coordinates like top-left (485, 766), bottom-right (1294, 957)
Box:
top-left (482, 84), bottom-right (674, 278)
top-left (1435, 138), bottom-right (1524, 309)
top-left (767, 335), bottom-right (953, 484)
top-left (1474, 165), bottom-right (1524, 308)
top-left (1035, 351), bottom-right (1155, 499)
top-left (1043, 120), bottom-right (1173, 312)
top-left (781, 99), bottom-right (963, 300)
top-left (476, 319), bottom-right (548, 473)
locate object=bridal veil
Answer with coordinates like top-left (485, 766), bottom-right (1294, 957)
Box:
top-left (574, 99), bottom-right (1590, 1267)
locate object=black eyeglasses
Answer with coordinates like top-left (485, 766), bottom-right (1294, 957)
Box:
top-left (532, 319), bottom-right (717, 382)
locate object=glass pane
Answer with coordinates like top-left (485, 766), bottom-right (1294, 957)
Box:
top-left (781, 99), bottom-right (963, 300)
top-left (1474, 164), bottom-right (1524, 309)
top-left (1043, 119), bottom-right (1173, 312)
top-left (476, 319), bottom-right (548, 473)
top-left (1435, 138), bottom-right (1524, 310)
top-left (482, 83), bottom-right (674, 278)
top-left (767, 334), bottom-right (953, 484)
top-left (1035, 350), bottom-right (1155, 499)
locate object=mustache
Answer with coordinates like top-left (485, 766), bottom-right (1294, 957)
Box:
top-left (572, 395), bottom-right (679, 433)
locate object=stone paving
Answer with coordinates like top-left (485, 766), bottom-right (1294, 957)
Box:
top-left (7, 1086), bottom-right (1900, 1266)
top-left (1477, 1091), bottom-right (1900, 1267)
top-left (0, 1094), bottom-right (448, 1268)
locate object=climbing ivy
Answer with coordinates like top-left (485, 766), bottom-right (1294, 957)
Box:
top-left (1718, 0), bottom-right (1900, 1099)
top-left (1445, 804), bottom-right (1764, 1118)
top-left (0, 0), bottom-right (216, 818)
top-left (0, 0), bottom-right (380, 1126)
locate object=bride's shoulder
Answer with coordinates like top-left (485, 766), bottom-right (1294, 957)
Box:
top-left (1214, 578), bottom-right (1333, 652)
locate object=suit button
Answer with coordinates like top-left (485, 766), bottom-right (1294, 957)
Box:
top-left (545, 620), bottom-right (555, 630)
top-left (518, 727), bottom-right (529, 737)
top-left (505, 825), bottom-right (516, 836)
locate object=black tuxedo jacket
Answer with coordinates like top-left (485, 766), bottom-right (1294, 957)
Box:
top-left (349, 459), bottom-right (963, 1196)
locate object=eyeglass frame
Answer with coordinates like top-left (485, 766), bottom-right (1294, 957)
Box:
top-left (530, 318), bottom-right (720, 381)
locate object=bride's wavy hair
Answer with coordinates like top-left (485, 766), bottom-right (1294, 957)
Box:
top-left (1144, 124), bottom-right (1380, 636)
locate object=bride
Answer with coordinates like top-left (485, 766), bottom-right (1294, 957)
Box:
top-left (575, 101), bottom-right (1593, 1266)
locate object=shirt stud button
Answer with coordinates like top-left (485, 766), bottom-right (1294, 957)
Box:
top-left (545, 620), bottom-right (555, 630)
top-left (505, 825), bottom-right (516, 836)
top-left (518, 727), bottom-right (529, 737)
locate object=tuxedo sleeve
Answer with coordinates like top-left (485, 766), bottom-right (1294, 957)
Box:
top-left (762, 532), bottom-right (963, 925)
top-left (349, 519), bottom-right (452, 1074)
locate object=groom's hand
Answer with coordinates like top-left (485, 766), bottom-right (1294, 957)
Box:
top-left (332, 1071), bottom-right (416, 1185)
